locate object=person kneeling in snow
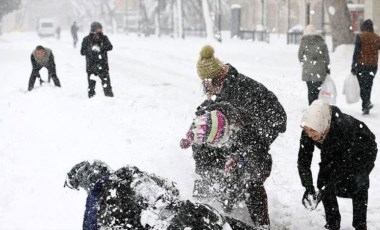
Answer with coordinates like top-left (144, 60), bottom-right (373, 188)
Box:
top-left (28, 45), bottom-right (61, 91)
top-left (64, 160), bottom-right (255, 230)
top-left (80, 22), bottom-right (114, 98)
top-left (298, 99), bottom-right (377, 230)
top-left (180, 103), bottom-right (275, 229)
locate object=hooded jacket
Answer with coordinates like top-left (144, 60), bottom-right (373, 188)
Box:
top-left (298, 34), bottom-right (330, 82)
top-left (298, 106), bottom-right (377, 197)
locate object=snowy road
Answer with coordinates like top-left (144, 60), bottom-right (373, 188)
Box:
top-left (0, 31), bottom-right (379, 229)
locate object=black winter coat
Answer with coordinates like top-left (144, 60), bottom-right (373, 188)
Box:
top-left (193, 64), bottom-right (287, 179)
top-left (90, 166), bottom-right (252, 230)
top-left (80, 33), bottom-right (113, 74)
top-left (298, 106), bottom-right (377, 197)
top-left (93, 166), bottom-right (179, 229)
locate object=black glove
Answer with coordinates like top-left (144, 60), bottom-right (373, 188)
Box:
top-left (351, 64), bottom-right (357, 75)
top-left (326, 68), bottom-right (330, 75)
top-left (302, 187), bottom-right (321, 210)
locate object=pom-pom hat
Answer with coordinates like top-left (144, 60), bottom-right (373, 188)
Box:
top-left (196, 45), bottom-right (223, 80)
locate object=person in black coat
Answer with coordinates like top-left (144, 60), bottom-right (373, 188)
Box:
top-left (64, 160), bottom-right (256, 230)
top-left (181, 45), bottom-right (287, 228)
top-left (28, 45), bottom-right (61, 91)
top-left (80, 22), bottom-right (114, 98)
top-left (298, 99), bottom-right (377, 230)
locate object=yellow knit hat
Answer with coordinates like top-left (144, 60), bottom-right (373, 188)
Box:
top-left (196, 45), bottom-right (223, 80)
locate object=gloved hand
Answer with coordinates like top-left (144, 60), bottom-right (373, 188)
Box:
top-left (180, 130), bottom-right (193, 149)
top-left (180, 138), bottom-right (192, 149)
top-left (326, 68), bottom-right (331, 75)
top-left (302, 187), bottom-right (321, 211)
top-left (224, 157), bottom-right (238, 173)
top-left (224, 155), bottom-right (245, 174)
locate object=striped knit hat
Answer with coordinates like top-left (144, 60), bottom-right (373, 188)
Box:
top-left (191, 110), bottom-right (230, 146)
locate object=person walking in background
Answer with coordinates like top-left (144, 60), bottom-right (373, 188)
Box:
top-left (298, 24), bottom-right (330, 105)
top-left (80, 22), bottom-right (114, 98)
top-left (56, 26), bottom-right (61, 39)
top-left (71, 21), bottom-right (79, 48)
top-left (298, 99), bottom-right (377, 230)
top-left (28, 45), bottom-right (61, 91)
top-left (351, 19), bottom-right (380, 115)
top-left (182, 45), bottom-right (287, 229)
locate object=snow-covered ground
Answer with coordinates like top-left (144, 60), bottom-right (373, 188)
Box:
top-left (0, 31), bottom-right (379, 230)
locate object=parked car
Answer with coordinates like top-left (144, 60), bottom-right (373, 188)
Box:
top-left (37, 19), bottom-right (55, 37)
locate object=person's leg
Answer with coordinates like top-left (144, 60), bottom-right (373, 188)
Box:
top-left (352, 187), bottom-right (368, 229)
top-left (306, 81), bottom-right (323, 105)
top-left (87, 73), bottom-right (97, 98)
top-left (48, 65), bottom-right (61, 87)
top-left (28, 69), bottom-right (40, 91)
top-left (357, 66), bottom-right (376, 112)
top-left (99, 71), bottom-right (114, 97)
top-left (245, 181), bottom-right (270, 227)
top-left (321, 187), bottom-right (341, 229)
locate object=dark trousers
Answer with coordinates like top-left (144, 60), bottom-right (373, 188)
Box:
top-left (306, 81), bottom-right (323, 105)
top-left (87, 71), bottom-right (114, 98)
top-left (73, 35), bottom-right (78, 48)
top-left (356, 65), bottom-right (376, 109)
top-left (245, 181), bottom-right (270, 226)
top-left (28, 66), bottom-right (61, 91)
top-left (321, 186), bottom-right (368, 229)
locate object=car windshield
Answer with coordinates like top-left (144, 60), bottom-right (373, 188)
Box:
top-left (41, 23), bottom-right (53, 27)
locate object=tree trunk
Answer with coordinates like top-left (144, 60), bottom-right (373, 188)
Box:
top-left (201, 0), bottom-right (214, 40)
top-left (325, 0), bottom-right (354, 51)
top-left (176, 0), bottom-right (184, 38)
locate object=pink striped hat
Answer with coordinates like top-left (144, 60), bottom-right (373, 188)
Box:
top-left (191, 110), bottom-right (230, 146)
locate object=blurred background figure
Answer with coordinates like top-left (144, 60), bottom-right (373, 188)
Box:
top-left (351, 19), bottom-right (380, 115)
top-left (55, 26), bottom-right (61, 39)
top-left (298, 24), bottom-right (330, 105)
top-left (71, 21), bottom-right (79, 48)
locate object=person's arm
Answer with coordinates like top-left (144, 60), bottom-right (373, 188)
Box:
top-left (101, 35), bottom-right (113, 52)
top-left (297, 130), bottom-right (315, 190)
top-left (298, 38), bottom-right (305, 63)
top-left (80, 37), bottom-right (88, 56)
top-left (323, 41), bottom-right (330, 74)
top-left (352, 34), bottom-right (361, 73)
top-left (31, 54), bottom-right (40, 70)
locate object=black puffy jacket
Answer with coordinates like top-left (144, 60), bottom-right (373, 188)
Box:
top-left (80, 33), bottom-right (113, 74)
top-left (298, 106), bottom-right (377, 197)
top-left (193, 64), bottom-right (287, 178)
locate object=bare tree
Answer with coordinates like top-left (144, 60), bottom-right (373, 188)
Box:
top-left (0, 0), bottom-right (21, 34)
top-left (325, 0), bottom-right (354, 51)
top-left (70, 0), bottom-right (117, 33)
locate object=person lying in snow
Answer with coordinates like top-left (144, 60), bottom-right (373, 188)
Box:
top-left (180, 103), bottom-right (276, 230)
top-left (64, 160), bottom-right (256, 230)
top-left (298, 99), bottom-right (377, 230)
